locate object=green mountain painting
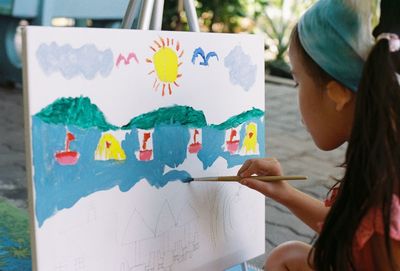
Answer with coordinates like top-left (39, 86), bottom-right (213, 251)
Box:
top-left (35, 96), bottom-right (117, 131)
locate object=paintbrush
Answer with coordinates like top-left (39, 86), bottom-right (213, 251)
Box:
top-left (184, 175), bottom-right (307, 183)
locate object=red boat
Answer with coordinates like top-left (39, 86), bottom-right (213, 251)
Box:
top-left (139, 132), bottom-right (153, 161)
top-left (55, 132), bottom-right (80, 165)
top-left (226, 129), bottom-right (240, 154)
top-left (188, 129), bottom-right (202, 154)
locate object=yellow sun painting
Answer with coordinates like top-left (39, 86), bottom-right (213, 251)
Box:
top-left (146, 37), bottom-right (184, 96)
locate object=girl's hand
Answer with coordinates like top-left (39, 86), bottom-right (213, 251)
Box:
top-left (237, 158), bottom-right (291, 203)
top-left (238, 158), bottom-right (328, 232)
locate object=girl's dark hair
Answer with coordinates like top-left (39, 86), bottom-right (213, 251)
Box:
top-left (311, 35), bottom-right (400, 270)
top-left (290, 27), bottom-right (333, 87)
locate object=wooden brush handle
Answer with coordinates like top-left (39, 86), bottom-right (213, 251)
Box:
top-left (216, 175), bottom-right (307, 182)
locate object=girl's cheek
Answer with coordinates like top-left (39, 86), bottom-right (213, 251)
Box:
top-left (297, 90), bottom-right (310, 132)
top-left (298, 90), bottom-right (306, 119)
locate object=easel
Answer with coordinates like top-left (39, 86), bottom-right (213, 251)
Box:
top-left (120, 1), bottom-right (253, 270)
top-left (121, 0), bottom-right (200, 31)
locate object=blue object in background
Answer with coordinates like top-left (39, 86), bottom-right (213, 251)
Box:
top-left (0, 0), bottom-right (129, 84)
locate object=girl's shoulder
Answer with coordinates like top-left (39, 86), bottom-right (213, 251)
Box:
top-left (354, 194), bottom-right (400, 250)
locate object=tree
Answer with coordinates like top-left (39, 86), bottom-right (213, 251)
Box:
top-left (162, 0), bottom-right (268, 32)
top-left (258, 0), bottom-right (315, 77)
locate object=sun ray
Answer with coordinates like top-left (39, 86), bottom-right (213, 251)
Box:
top-left (178, 62), bottom-right (183, 67)
top-left (179, 50), bottom-right (184, 58)
top-left (171, 39), bottom-right (174, 45)
top-left (160, 37), bottom-right (165, 47)
top-left (150, 46), bottom-right (156, 52)
top-left (148, 70), bottom-right (155, 75)
top-left (162, 83), bottom-right (166, 96)
top-left (168, 84), bottom-right (172, 95)
top-left (153, 78), bottom-right (158, 88)
top-left (174, 82), bottom-right (180, 87)
top-left (177, 74), bottom-right (182, 78)
top-left (167, 38), bottom-right (170, 46)
top-left (176, 42), bottom-right (180, 51)
top-left (154, 40), bottom-right (162, 48)
top-left (146, 58), bottom-right (153, 63)
top-left (155, 82), bottom-right (161, 91)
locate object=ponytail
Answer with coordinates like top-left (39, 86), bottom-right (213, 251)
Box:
top-left (313, 38), bottom-right (400, 270)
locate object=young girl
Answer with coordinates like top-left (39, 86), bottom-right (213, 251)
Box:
top-left (238, 0), bottom-right (400, 270)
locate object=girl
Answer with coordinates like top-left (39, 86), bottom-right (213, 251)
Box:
top-left (238, 0), bottom-right (400, 270)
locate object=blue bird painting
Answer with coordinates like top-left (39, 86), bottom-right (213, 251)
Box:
top-left (191, 47), bottom-right (219, 66)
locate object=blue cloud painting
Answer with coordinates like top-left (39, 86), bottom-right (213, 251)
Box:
top-left (36, 42), bottom-right (114, 80)
top-left (224, 45), bottom-right (257, 91)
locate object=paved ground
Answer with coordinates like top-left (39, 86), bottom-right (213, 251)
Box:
top-left (0, 81), bottom-right (346, 270)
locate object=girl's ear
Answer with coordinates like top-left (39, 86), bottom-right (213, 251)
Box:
top-left (326, 81), bottom-right (354, 111)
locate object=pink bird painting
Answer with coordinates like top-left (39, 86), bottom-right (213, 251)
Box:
top-left (116, 52), bottom-right (139, 67)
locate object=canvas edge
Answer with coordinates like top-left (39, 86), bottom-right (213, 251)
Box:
top-left (21, 26), bottom-right (38, 271)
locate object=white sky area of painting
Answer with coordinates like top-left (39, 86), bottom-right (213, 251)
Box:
top-left (25, 27), bottom-right (264, 126)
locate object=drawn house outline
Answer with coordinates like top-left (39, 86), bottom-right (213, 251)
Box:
top-left (120, 201), bottom-right (200, 271)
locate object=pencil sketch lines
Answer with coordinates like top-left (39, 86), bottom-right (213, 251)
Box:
top-left (74, 257), bottom-right (86, 271)
top-left (203, 183), bottom-right (247, 247)
top-left (120, 200), bottom-right (200, 271)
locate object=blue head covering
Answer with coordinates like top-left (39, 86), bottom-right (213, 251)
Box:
top-left (298, 0), bottom-right (374, 91)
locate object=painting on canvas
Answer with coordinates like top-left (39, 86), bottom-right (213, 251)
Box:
top-left (23, 26), bottom-right (265, 271)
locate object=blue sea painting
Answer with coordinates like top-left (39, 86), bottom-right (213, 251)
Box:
top-left (32, 97), bottom-right (265, 227)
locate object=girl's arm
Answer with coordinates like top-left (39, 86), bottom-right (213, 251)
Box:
top-left (238, 158), bottom-right (330, 233)
top-left (243, 178), bottom-right (329, 232)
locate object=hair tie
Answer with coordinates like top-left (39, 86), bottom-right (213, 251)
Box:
top-left (377, 33), bottom-right (400, 52)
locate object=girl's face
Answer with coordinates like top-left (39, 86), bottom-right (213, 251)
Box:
top-left (288, 42), bottom-right (355, 151)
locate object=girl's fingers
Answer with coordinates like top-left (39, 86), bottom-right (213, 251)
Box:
top-left (240, 159), bottom-right (274, 177)
top-left (238, 158), bottom-right (282, 180)
top-left (239, 178), bottom-right (270, 195)
top-left (237, 159), bottom-right (252, 176)
top-left (239, 160), bottom-right (261, 177)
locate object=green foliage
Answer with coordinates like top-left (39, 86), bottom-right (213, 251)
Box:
top-left (162, 0), bottom-right (268, 32)
top-left (0, 199), bottom-right (31, 268)
top-left (259, 0), bottom-right (315, 61)
top-left (371, 0), bottom-right (380, 28)
top-left (0, 200), bottom-right (29, 243)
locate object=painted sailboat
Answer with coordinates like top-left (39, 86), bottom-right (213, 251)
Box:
top-left (188, 129), bottom-right (202, 154)
top-left (95, 133), bottom-right (126, 161)
top-left (139, 132), bottom-right (153, 161)
top-left (55, 131), bottom-right (80, 165)
top-left (226, 129), bottom-right (240, 154)
top-left (240, 122), bottom-right (259, 155)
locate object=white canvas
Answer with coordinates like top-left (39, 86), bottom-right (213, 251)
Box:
top-left (22, 26), bottom-right (265, 271)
